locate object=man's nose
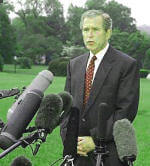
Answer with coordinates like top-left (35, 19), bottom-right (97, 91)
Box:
top-left (88, 29), bottom-right (94, 37)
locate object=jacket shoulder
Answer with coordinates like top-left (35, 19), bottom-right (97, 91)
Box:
top-left (111, 47), bottom-right (136, 63)
top-left (70, 53), bottom-right (89, 62)
top-left (69, 53), bottom-right (89, 68)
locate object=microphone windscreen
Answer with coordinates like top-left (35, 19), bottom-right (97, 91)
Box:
top-left (35, 94), bottom-right (63, 133)
top-left (58, 91), bottom-right (73, 113)
top-left (113, 119), bottom-right (137, 162)
top-left (97, 103), bottom-right (110, 139)
top-left (10, 156), bottom-right (32, 166)
top-left (58, 91), bottom-right (73, 123)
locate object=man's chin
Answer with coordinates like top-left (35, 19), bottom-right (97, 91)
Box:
top-left (86, 45), bottom-right (96, 51)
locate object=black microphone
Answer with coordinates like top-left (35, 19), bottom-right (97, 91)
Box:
top-left (96, 103), bottom-right (111, 140)
top-left (0, 88), bottom-right (20, 99)
top-left (113, 119), bottom-right (137, 164)
top-left (0, 89), bottom-right (43, 150)
top-left (7, 70), bottom-right (53, 120)
top-left (10, 156), bottom-right (32, 166)
top-left (62, 107), bottom-right (79, 158)
top-left (95, 103), bottom-right (111, 166)
top-left (58, 91), bottom-right (73, 123)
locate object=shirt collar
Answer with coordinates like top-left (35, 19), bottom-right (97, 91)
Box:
top-left (90, 43), bottom-right (109, 60)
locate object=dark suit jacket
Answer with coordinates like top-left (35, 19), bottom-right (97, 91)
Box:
top-left (60, 46), bottom-right (139, 165)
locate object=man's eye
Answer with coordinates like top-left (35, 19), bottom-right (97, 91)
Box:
top-left (93, 28), bottom-right (99, 31)
top-left (83, 28), bottom-right (89, 32)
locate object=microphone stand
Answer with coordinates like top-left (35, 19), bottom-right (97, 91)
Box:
top-left (0, 140), bottom-right (23, 159)
top-left (60, 155), bottom-right (74, 166)
top-left (0, 88), bottom-right (20, 99)
top-left (123, 155), bottom-right (136, 166)
top-left (0, 129), bottom-right (46, 159)
top-left (94, 138), bottom-right (109, 166)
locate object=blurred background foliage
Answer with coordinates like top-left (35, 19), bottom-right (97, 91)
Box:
top-left (0, 0), bottom-right (150, 76)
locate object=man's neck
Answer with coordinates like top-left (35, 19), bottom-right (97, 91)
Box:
top-left (90, 43), bottom-right (109, 56)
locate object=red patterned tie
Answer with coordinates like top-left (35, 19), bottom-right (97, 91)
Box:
top-left (84, 55), bottom-right (97, 106)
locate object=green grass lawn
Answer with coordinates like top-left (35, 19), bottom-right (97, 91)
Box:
top-left (0, 65), bottom-right (150, 166)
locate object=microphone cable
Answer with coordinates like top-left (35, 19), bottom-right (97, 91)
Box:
top-left (50, 155), bottom-right (75, 166)
top-left (22, 139), bottom-right (34, 155)
top-left (49, 157), bottom-right (64, 166)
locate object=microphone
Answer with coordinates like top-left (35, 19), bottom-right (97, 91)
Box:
top-left (0, 88), bottom-right (20, 99)
top-left (33, 93), bottom-right (63, 155)
top-left (0, 89), bottom-right (43, 150)
top-left (7, 70), bottom-right (53, 120)
top-left (113, 119), bottom-right (137, 163)
top-left (10, 156), bottom-right (32, 166)
top-left (35, 93), bottom-right (63, 133)
top-left (58, 91), bottom-right (73, 123)
top-left (95, 103), bottom-right (111, 166)
top-left (62, 107), bottom-right (79, 158)
top-left (60, 107), bottom-right (79, 166)
top-left (96, 103), bottom-right (111, 141)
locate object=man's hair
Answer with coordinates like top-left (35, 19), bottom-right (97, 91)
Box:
top-left (80, 10), bottom-right (112, 31)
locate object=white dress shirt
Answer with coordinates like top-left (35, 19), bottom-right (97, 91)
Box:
top-left (86, 43), bottom-right (109, 82)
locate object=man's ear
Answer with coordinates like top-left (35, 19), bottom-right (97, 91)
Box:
top-left (106, 29), bottom-right (112, 41)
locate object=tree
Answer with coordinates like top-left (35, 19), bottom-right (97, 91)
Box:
top-left (43, 0), bottom-right (66, 42)
top-left (110, 29), bottom-right (130, 53)
top-left (66, 4), bottom-right (85, 46)
top-left (104, 0), bottom-right (136, 32)
top-left (10, 0), bottom-right (65, 64)
top-left (12, 0), bottom-right (44, 28)
top-left (0, 3), bottom-right (16, 63)
top-left (127, 31), bottom-right (150, 68)
top-left (85, 0), bottom-right (106, 10)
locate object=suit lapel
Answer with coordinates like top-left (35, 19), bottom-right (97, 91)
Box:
top-left (76, 53), bottom-right (89, 111)
top-left (82, 46), bottom-right (116, 116)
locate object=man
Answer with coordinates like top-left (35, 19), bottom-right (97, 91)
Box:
top-left (60, 10), bottom-right (139, 166)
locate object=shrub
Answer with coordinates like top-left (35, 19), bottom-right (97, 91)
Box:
top-left (143, 48), bottom-right (150, 70)
top-left (61, 45), bottom-right (87, 58)
top-left (140, 69), bottom-right (149, 78)
top-left (0, 55), bottom-right (4, 72)
top-left (48, 57), bottom-right (69, 76)
top-left (17, 57), bottom-right (32, 69)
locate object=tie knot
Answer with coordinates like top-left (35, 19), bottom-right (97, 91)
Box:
top-left (91, 55), bottom-right (97, 62)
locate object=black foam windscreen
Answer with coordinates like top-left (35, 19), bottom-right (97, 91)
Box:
top-left (58, 91), bottom-right (73, 113)
top-left (58, 91), bottom-right (73, 123)
top-left (10, 156), bottom-right (32, 166)
top-left (35, 93), bottom-right (63, 133)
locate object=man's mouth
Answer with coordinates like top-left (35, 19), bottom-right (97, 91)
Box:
top-left (87, 41), bottom-right (94, 45)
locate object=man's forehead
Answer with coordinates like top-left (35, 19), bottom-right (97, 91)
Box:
top-left (83, 16), bottom-right (103, 27)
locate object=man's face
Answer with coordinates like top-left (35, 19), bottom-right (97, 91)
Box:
top-left (82, 16), bottom-right (111, 55)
